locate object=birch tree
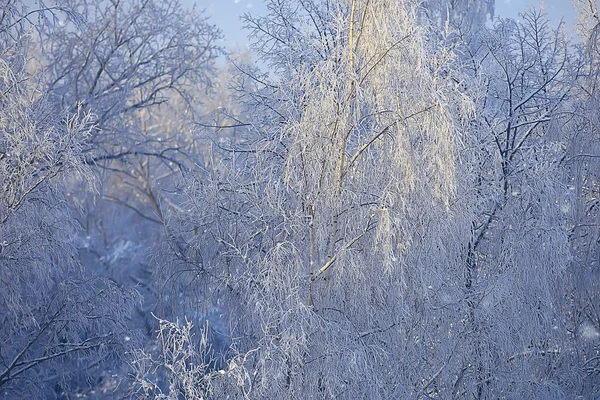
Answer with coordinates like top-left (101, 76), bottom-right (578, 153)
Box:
top-left (132, 2), bottom-right (592, 399)
top-left (137, 0), bottom-right (476, 398)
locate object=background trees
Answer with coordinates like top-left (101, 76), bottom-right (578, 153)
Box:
top-left (141, 0), bottom-right (538, 398)
top-left (40, 0), bottom-right (223, 307)
top-left (564, 0), bottom-right (600, 394)
top-left (0, 1), bottom-right (137, 396)
top-left (453, 9), bottom-right (577, 397)
top-left (2, 0), bottom-right (600, 398)
top-left (1, 0), bottom-right (222, 396)
top-left (39, 0), bottom-right (225, 340)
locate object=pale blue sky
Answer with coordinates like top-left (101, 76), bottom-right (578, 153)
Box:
top-left (191, 0), bottom-right (266, 51)
top-left (191, 0), bottom-right (578, 50)
top-left (496, 0), bottom-right (576, 29)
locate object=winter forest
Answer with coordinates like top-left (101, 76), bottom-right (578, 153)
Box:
top-left (2, 0), bottom-right (600, 398)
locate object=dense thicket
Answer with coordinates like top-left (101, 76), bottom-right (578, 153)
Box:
top-left (1, 0), bottom-right (599, 398)
top-left (0, 1), bottom-right (137, 396)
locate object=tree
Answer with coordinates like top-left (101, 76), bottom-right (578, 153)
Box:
top-left (139, 0), bottom-right (478, 397)
top-left (450, 8), bottom-right (578, 398)
top-left (39, 0), bottom-right (224, 292)
top-left (0, 1), bottom-right (137, 396)
top-left (44, 0), bottom-right (221, 148)
top-left (562, 0), bottom-right (600, 395)
top-left (136, 2), bottom-right (595, 399)
top-left (420, 0), bottom-right (495, 34)
top-left (37, 0), bottom-right (224, 341)
top-left (2, 0), bottom-right (585, 397)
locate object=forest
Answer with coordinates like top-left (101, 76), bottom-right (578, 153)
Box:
top-left (1, 0), bottom-right (599, 398)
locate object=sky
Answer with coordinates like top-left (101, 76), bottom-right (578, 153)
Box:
top-left (192, 0), bottom-right (268, 51)
top-left (496, 0), bottom-right (577, 30)
top-left (191, 0), bottom-right (578, 50)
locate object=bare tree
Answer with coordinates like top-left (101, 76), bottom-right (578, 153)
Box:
top-left (140, 0), bottom-right (478, 398)
top-left (561, 1), bottom-right (600, 396)
top-left (127, 2), bottom-right (597, 399)
top-left (44, 0), bottom-right (221, 148)
top-left (36, 0), bottom-right (225, 348)
top-left (0, 1), bottom-right (138, 396)
top-left (39, 0), bottom-right (224, 270)
top-left (450, 8), bottom-right (579, 398)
